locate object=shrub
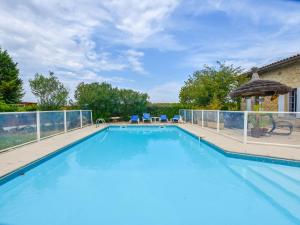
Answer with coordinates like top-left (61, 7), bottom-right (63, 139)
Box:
top-left (146, 103), bottom-right (191, 119)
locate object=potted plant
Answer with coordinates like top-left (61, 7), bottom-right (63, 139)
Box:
top-left (249, 104), bottom-right (268, 137)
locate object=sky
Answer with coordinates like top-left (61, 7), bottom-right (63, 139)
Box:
top-left (0, 0), bottom-right (300, 103)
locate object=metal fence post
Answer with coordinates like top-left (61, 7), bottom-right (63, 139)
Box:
top-left (243, 111), bottom-right (248, 144)
top-left (192, 110), bottom-right (194, 124)
top-left (217, 110), bottom-right (220, 133)
top-left (201, 110), bottom-right (204, 128)
top-left (36, 111), bottom-right (40, 141)
top-left (90, 111), bottom-right (93, 125)
top-left (64, 110), bottom-right (67, 133)
top-left (184, 110), bottom-right (186, 123)
top-left (80, 110), bottom-right (83, 128)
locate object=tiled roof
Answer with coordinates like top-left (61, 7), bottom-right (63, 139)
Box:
top-left (245, 54), bottom-right (300, 76)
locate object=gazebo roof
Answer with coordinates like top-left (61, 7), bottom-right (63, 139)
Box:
top-left (230, 68), bottom-right (292, 98)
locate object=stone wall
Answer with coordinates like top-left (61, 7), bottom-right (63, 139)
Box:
top-left (240, 60), bottom-right (300, 112)
top-left (261, 96), bottom-right (278, 111)
top-left (241, 96), bottom-right (278, 111)
top-left (259, 61), bottom-right (300, 88)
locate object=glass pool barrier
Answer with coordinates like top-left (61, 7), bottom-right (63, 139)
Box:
top-left (180, 109), bottom-right (300, 148)
top-left (0, 110), bottom-right (93, 152)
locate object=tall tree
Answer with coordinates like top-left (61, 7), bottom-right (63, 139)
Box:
top-left (75, 82), bottom-right (149, 120)
top-left (29, 72), bottom-right (69, 110)
top-left (179, 62), bottom-right (248, 110)
top-left (0, 47), bottom-right (23, 103)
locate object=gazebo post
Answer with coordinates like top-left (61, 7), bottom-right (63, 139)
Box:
top-left (243, 111), bottom-right (248, 144)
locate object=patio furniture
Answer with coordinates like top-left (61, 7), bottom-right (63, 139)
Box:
top-left (268, 115), bottom-right (293, 135)
top-left (160, 115), bottom-right (168, 122)
top-left (172, 115), bottom-right (180, 123)
top-left (130, 115), bottom-right (139, 123)
top-left (142, 113), bottom-right (151, 123)
top-left (110, 116), bottom-right (121, 123)
top-left (151, 116), bottom-right (160, 123)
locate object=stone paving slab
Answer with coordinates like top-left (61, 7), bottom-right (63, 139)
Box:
top-left (178, 124), bottom-right (300, 161)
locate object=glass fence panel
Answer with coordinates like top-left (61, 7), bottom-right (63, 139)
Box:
top-left (186, 110), bottom-right (192, 123)
top-left (179, 109), bottom-right (185, 122)
top-left (203, 111), bottom-right (218, 130)
top-left (219, 111), bottom-right (244, 142)
top-left (193, 110), bottom-right (202, 125)
top-left (247, 112), bottom-right (300, 146)
top-left (0, 112), bottom-right (37, 150)
top-left (40, 111), bottom-right (64, 138)
top-left (82, 111), bottom-right (92, 126)
top-left (67, 111), bottom-right (81, 131)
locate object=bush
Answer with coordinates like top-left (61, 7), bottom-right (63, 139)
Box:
top-left (0, 101), bottom-right (18, 112)
top-left (0, 101), bottom-right (38, 112)
top-left (146, 103), bottom-right (190, 119)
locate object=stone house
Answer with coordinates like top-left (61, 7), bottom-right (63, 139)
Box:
top-left (241, 54), bottom-right (300, 112)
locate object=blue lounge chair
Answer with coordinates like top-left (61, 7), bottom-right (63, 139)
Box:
top-left (142, 113), bottom-right (151, 123)
top-left (130, 115), bottom-right (139, 123)
top-left (172, 115), bottom-right (180, 123)
top-left (160, 115), bottom-right (168, 122)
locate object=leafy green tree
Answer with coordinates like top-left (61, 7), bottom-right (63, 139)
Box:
top-left (179, 62), bottom-right (248, 110)
top-left (29, 72), bottom-right (69, 110)
top-left (0, 47), bottom-right (23, 103)
top-left (75, 82), bottom-right (149, 120)
top-left (118, 89), bottom-right (149, 117)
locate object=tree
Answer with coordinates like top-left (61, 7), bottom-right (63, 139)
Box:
top-left (75, 82), bottom-right (149, 120)
top-left (179, 62), bottom-right (248, 110)
top-left (29, 72), bottom-right (69, 110)
top-left (118, 89), bottom-right (149, 117)
top-left (0, 47), bottom-right (23, 103)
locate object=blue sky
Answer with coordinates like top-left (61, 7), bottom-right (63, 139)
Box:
top-left (0, 0), bottom-right (300, 102)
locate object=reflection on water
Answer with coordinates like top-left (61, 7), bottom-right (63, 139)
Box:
top-left (0, 126), bottom-right (300, 225)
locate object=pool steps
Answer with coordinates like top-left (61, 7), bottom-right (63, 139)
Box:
top-left (268, 166), bottom-right (300, 184)
top-left (230, 165), bottom-right (300, 223)
top-left (248, 166), bottom-right (300, 200)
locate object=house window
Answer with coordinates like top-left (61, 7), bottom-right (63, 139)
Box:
top-left (288, 88), bottom-right (297, 112)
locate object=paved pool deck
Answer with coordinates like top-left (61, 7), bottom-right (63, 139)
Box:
top-left (0, 125), bottom-right (108, 178)
top-left (1, 123), bottom-right (300, 179)
top-left (178, 123), bottom-right (300, 162)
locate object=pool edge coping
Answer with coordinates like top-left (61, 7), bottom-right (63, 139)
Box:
top-left (0, 126), bottom-right (109, 185)
top-left (176, 125), bottom-right (300, 167)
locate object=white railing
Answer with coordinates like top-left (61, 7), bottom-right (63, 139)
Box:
top-left (180, 109), bottom-right (300, 148)
top-left (0, 110), bottom-right (93, 152)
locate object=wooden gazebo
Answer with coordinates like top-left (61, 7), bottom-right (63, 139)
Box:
top-left (230, 67), bottom-right (292, 98)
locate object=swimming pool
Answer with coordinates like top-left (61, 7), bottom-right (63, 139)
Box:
top-left (0, 126), bottom-right (300, 225)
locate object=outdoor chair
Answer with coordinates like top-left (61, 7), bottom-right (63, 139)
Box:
top-left (130, 115), bottom-right (139, 123)
top-left (159, 115), bottom-right (168, 122)
top-left (268, 114), bottom-right (293, 135)
top-left (142, 113), bottom-right (151, 123)
top-left (172, 115), bottom-right (180, 123)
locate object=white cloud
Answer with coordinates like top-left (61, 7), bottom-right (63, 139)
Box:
top-left (125, 49), bottom-right (146, 74)
top-left (148, 81), bottom-right (182, 103)
top-left (184, 36), bottom-right (300, 70)
top-left (0, 0), bottom-right (181, 101)
top-left (181, 0), bottom-right (300, 70)
top-left (1, 0), bottom-right (300, 103)
top-left (183, 0), bottom-right (300, 26)
top-left (102, 0), bottom-right (180, 44)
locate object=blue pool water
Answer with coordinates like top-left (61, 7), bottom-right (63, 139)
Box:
top-left (1, 126), bottom-right (300, 225)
